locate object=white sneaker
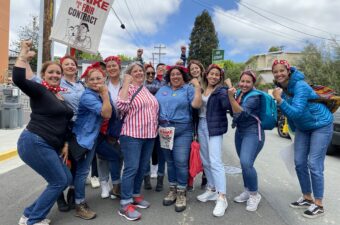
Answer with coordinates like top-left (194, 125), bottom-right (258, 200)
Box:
top-left (33, 221), bottom-right (49, 225)
top-left (234, 190), bottom-right (250, 203)
top-left (246, 193), bottom-right (261, 211)
top-left (85, 176), bottom-right (91, 185)
top-left (90, 176), bottom-right (100, 188)
top-left (197, 189), bottom-right (218, 202)
top-left (101, 181), bottom-right (111, 199)
top-left (150, 164), bottom-right (158, 178)
top-left (213, 196), bottom-right (228, 217)
top-left (19, 216), bottom-right (51, 225)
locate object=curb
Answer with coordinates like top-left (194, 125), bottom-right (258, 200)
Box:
top-left (0, 149), bottom-right (18, 162)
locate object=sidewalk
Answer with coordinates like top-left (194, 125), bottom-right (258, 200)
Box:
top-left (0, 127), bottom-right (25, 174)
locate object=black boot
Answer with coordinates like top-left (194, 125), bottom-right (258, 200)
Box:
top-left (67, 188), bottom-right (75, 209)
top-left (155, 175), bottom-right (164, 192)
top-left (144, 175), bottom-right (152, 190)
top-left (57, 193), bottom-right (70, 212)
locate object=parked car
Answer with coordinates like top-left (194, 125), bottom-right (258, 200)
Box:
top-left (327, 108), bottom-right (340, 155)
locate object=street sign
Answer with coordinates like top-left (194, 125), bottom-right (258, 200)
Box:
top-left (212, 49), bottom-right (224, 64)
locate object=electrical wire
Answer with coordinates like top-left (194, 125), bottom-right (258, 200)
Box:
top-left (233, 0), bottom-right (339, 42)
top-left (123, 0), bottom-right (146, 46)
top-left (192, 0), bottom-right (305, 43)
top-left (239, 0), bottom-right (340, 37)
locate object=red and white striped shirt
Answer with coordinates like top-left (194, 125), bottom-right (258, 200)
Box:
top-left (117, 84), bottom-right (159, 138)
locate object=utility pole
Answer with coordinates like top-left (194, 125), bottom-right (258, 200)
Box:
top-left (38, 0), bottom-right (55, 74)
top-left (154, 44), bottom-right (166, 64)
top-left (149, 53), bottom-right (157, 67)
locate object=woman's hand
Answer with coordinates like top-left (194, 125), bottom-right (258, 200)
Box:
top-left (228, 87), bottom-right (237, 97)
top-left (272, 87), bottom-right (283, 103)
top-left (190, 78), bottom-right (200, 88)
top-left (98, 84), bottom-right (108, 95)
top-left (19, 40), bottom-right (33, 61)
top-left (123, 74), bottom-right (133, 86)
top-left (224, 78), bottom-right (232, 88)
top-left (60, 143), bottom-right (69, 163)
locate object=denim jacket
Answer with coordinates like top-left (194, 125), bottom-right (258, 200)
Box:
top-left (73, 88), bottom-right (104, 150)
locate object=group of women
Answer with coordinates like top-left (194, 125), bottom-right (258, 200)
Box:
top-left (14, 40), bottom-right (333, 224)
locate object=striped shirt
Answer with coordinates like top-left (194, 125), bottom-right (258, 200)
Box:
top-left (117, 84), bottom-right (159, 138)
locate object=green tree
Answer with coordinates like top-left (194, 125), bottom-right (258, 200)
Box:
top-left (11, 15), bottom-right (39, 71)
top-left (220, 60), bottom-right (245, 85)
top-left (76, 51), bottom-right (103, 61)
top-left (188, 10), bottom-right (219, 68)
top-left (268, 46), bottom-right (281, 52)
top-left (297, 42), bottom-right (340, 93)
top-left (117, 54), bottom-right (133, 62)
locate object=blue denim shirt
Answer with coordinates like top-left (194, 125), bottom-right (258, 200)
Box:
top-left (60, 78), bottom-right (85, 121)
top-left (156, 84), bottom-right (194, 123)
top-left (73, 88), bottom-right (103, 150)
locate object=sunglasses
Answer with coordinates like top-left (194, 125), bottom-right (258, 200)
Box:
top-left (146, 72), bottom-right (155, 75)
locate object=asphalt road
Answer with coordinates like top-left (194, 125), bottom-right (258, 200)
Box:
top-left (1, 127), bottom-right (339, 225)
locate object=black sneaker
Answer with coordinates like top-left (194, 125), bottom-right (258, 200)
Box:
top-left (290, 197), bottom-right (313, 208)
top-left (303, 204), bottom-right (324, 218)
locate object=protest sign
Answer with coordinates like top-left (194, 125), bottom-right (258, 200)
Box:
top-left (51, 0), bottom-right (114, 54)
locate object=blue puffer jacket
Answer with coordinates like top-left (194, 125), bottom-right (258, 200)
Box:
top-left (279, 67), bottom-right (333, 131)
top-left (206, 86), bottom-right (232, 136)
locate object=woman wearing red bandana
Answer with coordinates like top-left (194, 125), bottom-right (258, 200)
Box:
top-left (272, 59), bottom-right (333, 219)
top-left (71, 62), bottom-right (112, 220)
top-left (13, 41), bottom-right (74, 225)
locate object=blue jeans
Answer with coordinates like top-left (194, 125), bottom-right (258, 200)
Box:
top-left (96, 135), bottom-right (123, 183)
top-left (294, 123), bottom-right (333, 199)
top-left (198, 118), bottom-right (226, 194)
top-left (161, 122), bottom-right (192, 189)
top-left (18, 130), bottom-right (72, 225)
top-left (74, 142), bottom-right (96, 204)
top-left (120, 136), bottom-right (155, 205)
top-left (235, 128), bottom-right (265, 193)
top-left (145, 135), bottom-right (166, 176)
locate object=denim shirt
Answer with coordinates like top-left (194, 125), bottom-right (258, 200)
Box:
top-left (73, 88), bottom-right (103, 150)
top-left (156, 84), bottom-right (194, 123)
top-left (60, 78), bottom-right (85, 121)
top-left (233, 92), bottom-right (260, 132)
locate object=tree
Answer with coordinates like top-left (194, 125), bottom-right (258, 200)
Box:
top-left (268, 46), bottom-right (280, 52)
top-left (188, 10), bottom-right (219, 68)
top-left (76, 51), bottom-right (103, 61)
top-left (297, 42), bottom-right (340, 93)
top-left (220, 60), bottom-right (245, 85)
top-left (117, 54), bottom-right (133, 62)
top-left (11, 15), bottom-right (39, 71)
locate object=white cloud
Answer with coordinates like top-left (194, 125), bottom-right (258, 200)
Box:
top-left (9, 0), bottom-right (182, 60)
top-left (212, 0), bottom-right (340, 59)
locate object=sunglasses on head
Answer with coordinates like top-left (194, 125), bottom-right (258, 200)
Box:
top-left (146, 72), bottom-right (155, 75)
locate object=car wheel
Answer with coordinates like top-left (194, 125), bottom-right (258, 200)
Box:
top-left (277, 119), bottom-right (290, 139)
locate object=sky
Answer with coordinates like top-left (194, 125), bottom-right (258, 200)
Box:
top-left (8, 0), bottom-right (340, 65)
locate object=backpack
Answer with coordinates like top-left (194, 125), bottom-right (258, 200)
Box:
top-left (240, 89), bottom-right (278, 130)
top-left (310, 85), bottom-right (340, 113)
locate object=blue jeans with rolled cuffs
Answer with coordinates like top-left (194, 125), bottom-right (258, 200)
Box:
top-left (198, 118), bottom-right (226, 194)
top-left (294, 123), bottom-right (333, 199)
top-left (74, 142), bottom-right (97, 204)
top-left (161, 122), bottom-right (193, 189)
top-left (120, 136), bottom-right (155, 205)
top-left (18, 130), bottom-right (72, 225)
top-left (235, 127), bottom-right (265, 193)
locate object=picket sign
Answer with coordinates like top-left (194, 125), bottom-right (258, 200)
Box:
top-left (50, 0), bottom-right (114, 54)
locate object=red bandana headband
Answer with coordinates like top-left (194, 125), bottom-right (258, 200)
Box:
top-left (166, 65), bottom-right (188, 74)
top-left (206, 64), bottom-right (224, 77)
top-left (272, 59), bottom-right (291, 71)
top-left (41, 80), bottom-right (67, 94)
top-left (81, 62), bottom-right (105, 79)
top-left (240, 70), bottom-right (257, 83)
top-left (104, 56), bottom-right (121, 66)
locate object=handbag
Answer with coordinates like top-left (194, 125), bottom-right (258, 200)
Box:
top-left (68, 133), bottom-right (88, 161)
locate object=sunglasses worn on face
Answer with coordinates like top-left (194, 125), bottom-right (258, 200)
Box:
top-left (146, 72), bottom-right (155, 75)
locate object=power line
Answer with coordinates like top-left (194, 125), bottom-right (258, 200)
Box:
top-left (233, 0), bottom-right (340, 42)
top-left (123, 0), bottom-right (146, 46)
top-left (240, 0), bottom-right (340, 37)
top-left (154, 44), bottom-right (166, 64)
top-left (192, 0), bottom-right (305, 43)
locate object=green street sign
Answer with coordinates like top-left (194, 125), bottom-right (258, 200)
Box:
top-left (212, 49), bottom-right (224, 63)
